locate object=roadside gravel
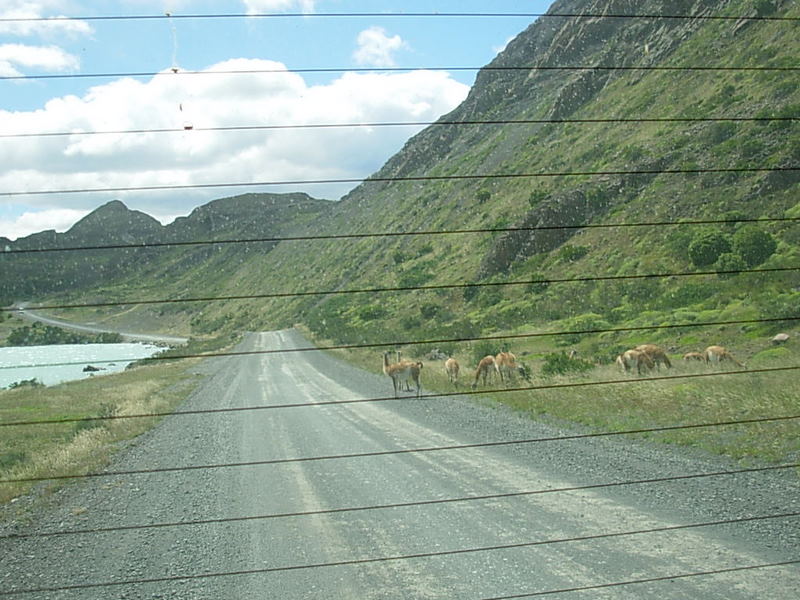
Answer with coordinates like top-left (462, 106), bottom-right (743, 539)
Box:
top-left (1, 330), bottom-right (798, 598)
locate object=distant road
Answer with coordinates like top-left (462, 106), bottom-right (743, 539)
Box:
top-left (2, 329), bottom-right (798, 598)
top-left (13, 306), bottom-right (189, 345)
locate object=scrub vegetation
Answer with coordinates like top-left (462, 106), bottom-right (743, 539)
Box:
top-left (0, 360), bottom-right (199, 505)
top-left (2, 0), bottom-right (799, 486)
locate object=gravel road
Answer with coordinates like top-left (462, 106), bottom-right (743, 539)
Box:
top-left (13, 308), bottom-right (189, 345)
top-left (1, 329), bottom-right (798, 599)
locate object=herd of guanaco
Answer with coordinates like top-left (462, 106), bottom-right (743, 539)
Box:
top-left (382, 341), bottom-right (754, 396)
top-left (615, 344), bottom-right (745, 375)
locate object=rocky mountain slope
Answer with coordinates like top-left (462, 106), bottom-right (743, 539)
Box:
top-left (3, 0), bottom-right (798, 357)
top-left (0, 193), bottom-right (332, 307)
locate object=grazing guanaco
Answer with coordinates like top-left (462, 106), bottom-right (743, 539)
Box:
top-left (494, 352), bottom-right (519, 382)
top-left (704, 345), bottom-right (745, 368)
top-left (383, 352), bottom-right (422, 397)
top-left (683, 352), bottom-right (705, 362)
top-left (616, 349), bottom-right (654, 375)
top-left (635, 344), bottom-right (672, 369)
top-left (472, 355), bottom-right (496, 389)
top-left (444, 357), bottom-right (460, 386)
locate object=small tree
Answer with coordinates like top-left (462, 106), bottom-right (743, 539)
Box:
top-left (540, 352), bottom-right (595, 376)
top-left (732, 225), bottom-right (777, 267)
top-left (687, 229), bottom-right (731, 267)
top-left (714, 252), bottom-right (747, 279)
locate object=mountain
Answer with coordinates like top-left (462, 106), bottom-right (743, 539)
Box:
top-left (3, 0), bottom-right (798, 356)
top-left (64, 200), bottom-right (163, 245)
top-left (227, 0), bottom-right (798, 351)
top-left (0, 194), bottom-right (332, 307)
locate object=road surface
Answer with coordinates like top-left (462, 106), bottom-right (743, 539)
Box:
top-left (12, 306), bottom-right (189, 345)
top-left (1, 330), bottom-right (798, 598)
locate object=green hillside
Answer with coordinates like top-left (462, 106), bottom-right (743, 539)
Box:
top-left (5, 0), bottom-right (799, 362)
top-left (195, 0), bottom-right (800, 360)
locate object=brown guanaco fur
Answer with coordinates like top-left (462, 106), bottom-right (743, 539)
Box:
top-left (383, 352), bottom-right (422, 397)
top-left (704, 345), bottom-right (745, 368)
top-left (616, 349), bottom-right (654, 375)
top-left (495, 351), bottom-right (519, 384)
top-left (683, 352), bottom-right (705, 362)
top-left (444, 358), bottom-right (460, 386)
top-left (472, 355), bottom-right (496, 389)
top-left (635, 344), bottom-right (672, 369)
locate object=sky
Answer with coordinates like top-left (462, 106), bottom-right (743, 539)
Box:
top-left (0, 0), bottom-right (555, 240)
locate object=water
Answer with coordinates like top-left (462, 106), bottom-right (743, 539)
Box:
top-left (0, 343), bottom-right (163, 389)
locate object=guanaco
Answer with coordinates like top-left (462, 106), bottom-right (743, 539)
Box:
top-left (444, 357), bottom-right (460, 386)
top-left (616, 349), bottom-right (654, 375)
top-left (704, 345), bottom-right (745, 368)
top-left (472, 355), bottom-right (496, 389)
top-left (383, 352), bottom-right (422, 397)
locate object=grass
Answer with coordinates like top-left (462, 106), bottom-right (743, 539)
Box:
top-left (0, 315), bottom-right (236, 511)
top-left (0, 359), bottom-right (200, 507)
top-left (311, 325), bottom-right (800, 471)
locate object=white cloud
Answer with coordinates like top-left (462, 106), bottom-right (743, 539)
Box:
top-left (0, 1), bottom-right (92, 38)
top-left (0, 59), bottom-right (470, 239)
top-left (353, 26), bottom-right (407, 68)
top-left (0, 43), bottom-right (79, 76)
top-left (242, 0), bottom-right (315, 14)
top-left (0, 208), bottom-right (90, 240)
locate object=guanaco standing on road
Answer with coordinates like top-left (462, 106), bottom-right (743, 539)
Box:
top-left (383, 352), bottom-right (422, 397)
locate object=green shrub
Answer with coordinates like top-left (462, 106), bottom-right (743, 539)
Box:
top-left (471, 340), bottom-right (502, 365)
top-left (540, 352), bottom-right (595, 376)
top-left (355, 304), bottom-right (388, 321)
top-left (732, 226), bottom-right (777, 267)
top-left (688, 229), bottom-right (732, 267)
top-left (560, 313), bottom-right (611, 344)
top-left (707, 121), bottom-right (736, 144)
top-left (7, 378), bottom-right (44, 390)
top-left (525, 273), bottom-right (550, 295)
top-left (715, 252), bottom-right (747, 278)
top-left (420, 302), bottom-right (441, 320)
top-left (559, 244), bottom-right (590, 262)
top-left (661, 281), bottom-right (714, 308)
top-left (624, 278), bottom-right (661, 303)
top-left (398, 268), bottom-right (434, 288)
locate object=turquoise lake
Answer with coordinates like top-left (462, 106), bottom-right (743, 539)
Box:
top-left (0, 343), bottom-right (162, 389)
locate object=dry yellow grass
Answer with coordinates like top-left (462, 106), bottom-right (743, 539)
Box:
top-left (0, 361), bottom-right (199, 505)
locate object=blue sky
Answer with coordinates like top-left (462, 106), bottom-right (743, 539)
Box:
top-left (0, 0), bottom-right (555, 240)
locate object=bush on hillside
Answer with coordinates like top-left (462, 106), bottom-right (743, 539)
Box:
top-left (471, 340), bottom-right (502, 366)
top-left (540, 352), bottom-right (595, 376)
top-left (558, 313), bottom-right (611, 345)
top-left (688, 229), bottom-right (732, 267)
top-left (714, 252), bottom-right (748, 279)
top-left (732, 225), bottom-right (777, 267)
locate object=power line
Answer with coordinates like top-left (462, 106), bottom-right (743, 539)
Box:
top-left (480, 559), bottom-right (800, 599)
top-left (3, 464), bottom-right (795, 541)
top-left (2, 166), bottom-right (797, 197)
top-left (3, 516), bottom-right (797, 597)
top-left (3, 411), bottom-right (798, 482)
top-left (2, 265), bottom-right (796, 313)
top-left (3, 216), bottom-right (798, 256)
top-left (2, 116), bottom-right (796, 140)
top-left (3, 63), bottom-right (798, 82)
top-left (2, 11), bottom-right (798, 23)
top-left (2, 314), bottom-right (798, 375)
